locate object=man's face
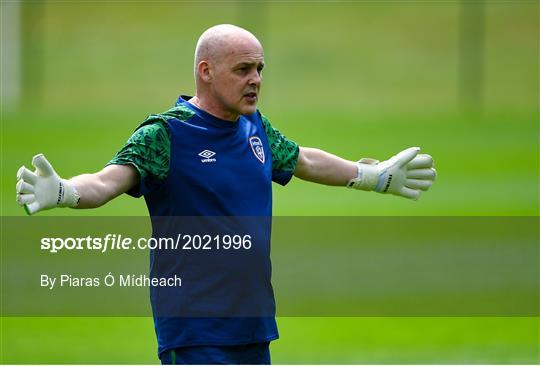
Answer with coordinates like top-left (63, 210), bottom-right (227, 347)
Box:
top-left (208, 38), bottom-right (265, 120)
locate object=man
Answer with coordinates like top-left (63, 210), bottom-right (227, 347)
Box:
top-left (16, 24), bottom-right (435, 364)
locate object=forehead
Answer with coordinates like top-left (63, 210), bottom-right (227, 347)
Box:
top-left (221, 36), bottom-right (264, 65)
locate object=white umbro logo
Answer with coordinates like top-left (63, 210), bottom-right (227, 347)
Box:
top-left (198, 150), bottom-right (217, 163)
top-left (198, 150), bottom-right (215, 158)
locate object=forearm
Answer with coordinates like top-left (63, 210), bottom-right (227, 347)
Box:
top-left (70, 165), bottom-right (138, 209)
top-left (294, 147), bottom-right (357, 186)
top-left (71, 174), bottom-right (118, 208)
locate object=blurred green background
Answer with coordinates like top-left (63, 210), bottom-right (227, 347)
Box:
top-left (1, 1), bottom-right (538, 364)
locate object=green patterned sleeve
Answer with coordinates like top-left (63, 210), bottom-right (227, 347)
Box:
top-left (261, 114), bottom-right (299, 185)
top-left (107, 119), bottom-right (170, 197)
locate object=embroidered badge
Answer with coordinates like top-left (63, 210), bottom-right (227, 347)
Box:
top-left (249, 136), bottom-right (265, 164)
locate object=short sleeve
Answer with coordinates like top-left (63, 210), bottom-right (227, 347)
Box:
top-left (107, 119), bottom-right (170, 197)
top-left (260, 114), bottom-right (299, 186)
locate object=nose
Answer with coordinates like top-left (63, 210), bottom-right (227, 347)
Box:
top-left (249, 70), bottom-right (261, 87)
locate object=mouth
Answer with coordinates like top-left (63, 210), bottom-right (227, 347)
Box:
top-left (243, 92), bottom-right (258, 102)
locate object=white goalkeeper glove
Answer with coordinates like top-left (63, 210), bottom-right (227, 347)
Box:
top-left (16, 154), bottom-right (80, 215)
top-left (347, 147), bottom-right (436, 200)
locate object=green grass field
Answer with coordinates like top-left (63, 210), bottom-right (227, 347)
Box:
top-left (1, 1), bottom-right (538, 364)
top-left (2, 317), bottom-right (538, 364)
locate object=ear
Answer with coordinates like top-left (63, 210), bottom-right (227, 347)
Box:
top-left (198, 61), bottom-right (212, 83)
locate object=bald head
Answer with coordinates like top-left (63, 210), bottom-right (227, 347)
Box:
top-left (194, 24), bottom-right (262, 78)
top-left (191, 24), bottom-right (265, 121)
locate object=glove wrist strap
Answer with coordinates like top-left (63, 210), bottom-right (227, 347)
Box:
top-left (58, 179), bottom-right (81, 208)
top-left (347, 161), bottom-right (380, 191)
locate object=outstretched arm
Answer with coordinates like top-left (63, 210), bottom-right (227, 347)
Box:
top-left (294, 146), bottom-right (436, 200)
top-left (16, 154), bottom-right (138, 214)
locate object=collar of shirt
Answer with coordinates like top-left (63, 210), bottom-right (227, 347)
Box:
top-left (177, 95), bottom-right (243, 130)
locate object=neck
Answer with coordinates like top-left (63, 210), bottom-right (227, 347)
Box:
top-left (188, 95), bottom-right (239, 122)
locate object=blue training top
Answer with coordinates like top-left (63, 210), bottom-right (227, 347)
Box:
top-left (109, 95), bottom-right (299, 356)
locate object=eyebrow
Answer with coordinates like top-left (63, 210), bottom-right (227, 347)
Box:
top-left (234, 61), bottom-right (265, 69)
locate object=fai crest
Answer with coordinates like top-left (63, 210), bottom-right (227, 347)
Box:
top-left (249, 136), bottom-right (265, 164)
